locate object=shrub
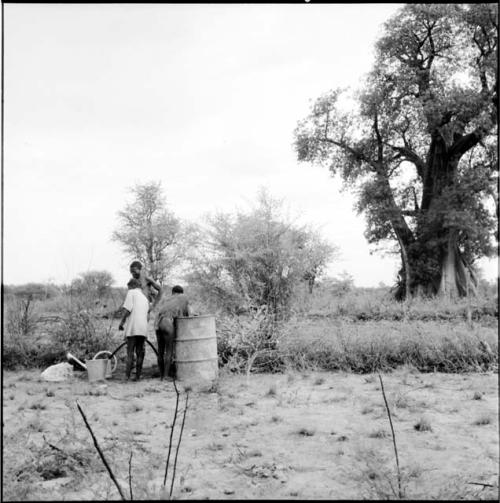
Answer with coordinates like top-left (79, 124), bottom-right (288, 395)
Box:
top-left (4, 295), bottom-right (39, 337)
top-left (53, 307), bottom-right (120, 361)
top-left (216, 308), bottom-right (286, 373)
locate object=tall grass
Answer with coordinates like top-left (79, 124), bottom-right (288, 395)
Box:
top-left (4, 282), bottom-right (498, 373)
top-left (278, 318), bottom-right (497, 373)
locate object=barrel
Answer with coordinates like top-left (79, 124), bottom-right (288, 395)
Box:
top-left (175, 315), bottom-right (218, 383)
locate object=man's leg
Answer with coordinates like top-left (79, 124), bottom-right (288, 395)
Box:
top-left (156, 329), bottom-right (166, 380)
top-left (135, 336), bottom-right (146, 381)
top-left (125, 337), bottom-right (135, 380)
top-left (158, 318), bottom-right (175, 379)
top-left (164, 328), bottom-right (175, 379)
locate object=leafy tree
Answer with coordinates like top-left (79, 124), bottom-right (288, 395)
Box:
top-left (295, 3), bottom-right (498, 299)
top-left (112, 181), bottom-right (193, 283)
top-left (299, 229), bottom-right (339, 294)
top-left (70, 270), bottom-right (114, 299)
top-left (187, 189), bottom-right (336, 318)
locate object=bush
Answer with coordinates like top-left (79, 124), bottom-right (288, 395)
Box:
top-left (4, 296), bottom-right (39, 337)
top-left (3, 335), bottom-right (66, 370)
top-left (3, 301), bottom-right (122, 369)
top-left (53, 307), bottom-right (120, 362)
top-left (216, 308), bottom-right (286, 373)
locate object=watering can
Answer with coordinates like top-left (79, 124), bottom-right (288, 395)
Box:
top-left (67, 351), bottom-right (117, 382)
top-left (92, 350), bottom-right (118, 379)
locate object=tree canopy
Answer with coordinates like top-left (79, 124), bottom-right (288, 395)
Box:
top-left (186, 189), bottom-right (337, 317)
top-left (112, 181), bottom-right (193, 283)
top-left (295, 3), bottom-right (498, 299)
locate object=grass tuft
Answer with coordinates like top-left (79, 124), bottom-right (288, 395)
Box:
top-left (368, 428), bottom-right (389, 439)
top-left (296, 427), bottom-right (315, 437)
top-left (414, 417), bottom-right (432, 432)
top-left (473, 415), bottom-right (492, 426)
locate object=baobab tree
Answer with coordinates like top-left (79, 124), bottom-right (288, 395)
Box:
top-left (295, 4), bottom-right (498, 299)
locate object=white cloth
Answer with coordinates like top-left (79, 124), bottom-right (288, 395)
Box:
top-left (123, 288), bottom-right (149, 337)
top-left (41, 362), bottom-right (74, 382)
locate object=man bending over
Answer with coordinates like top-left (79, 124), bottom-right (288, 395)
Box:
top-left (155, 285), bottom-right (193, 380)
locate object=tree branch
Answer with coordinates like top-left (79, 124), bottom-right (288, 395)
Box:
top-left (448, 129), bottom-right (487, 159)
top-left (320, 136), bottom-right (379, 172)
top-left (383, 142), bottom-right (426, 178)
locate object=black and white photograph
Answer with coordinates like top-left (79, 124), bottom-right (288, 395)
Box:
top-left (2, 2), bottom-right (498, 500)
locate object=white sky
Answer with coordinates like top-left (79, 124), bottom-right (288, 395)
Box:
top-left (3, 3), bottom-right (498, 287)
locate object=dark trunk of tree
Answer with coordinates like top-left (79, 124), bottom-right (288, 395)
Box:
top-left (395, 139), bottom-right (479, 300)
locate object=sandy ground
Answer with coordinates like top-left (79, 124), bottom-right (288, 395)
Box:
top-left (2, 362), bottom-right (498, 501)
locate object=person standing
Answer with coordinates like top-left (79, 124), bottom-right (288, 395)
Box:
top-left (129, 260), bottom-right (162, 314)
top-left (119, 278), bottom-right (150, 381)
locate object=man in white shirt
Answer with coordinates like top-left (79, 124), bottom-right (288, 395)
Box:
top-left (119, 278), bottom-right (150, 381)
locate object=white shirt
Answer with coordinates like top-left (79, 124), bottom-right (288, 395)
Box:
top-left (122, 288), bottom-right (149, 337)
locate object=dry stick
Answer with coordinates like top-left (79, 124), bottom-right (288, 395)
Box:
top-left (467, 481), bottom-right (494, 487)
top-left (170, 391), bottom-right (189, 498)
top-left (163, 378), bottom-right (181, 486)
top-left (76, 401), bottom-right (127, 501)
top-left (43, 435), bottom-right (86, 467)
top-left (377, 374), bottom-right (403, 499)
top-left (128, 450), bottom-right (134, 500)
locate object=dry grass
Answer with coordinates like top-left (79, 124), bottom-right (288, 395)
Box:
top-left (413, 417), bottom-right (433, 432)
top-left (368, 428), bottom-right (390, 439)
top-left (279, 319), bottom-right (497, 374)
top-left (3, 368), bottom-right (498, 500)
top-left (296, 427), bottom-right (315, 437)
top-left (473, 415), bottom-right (492, 426)
top-left (472, 391), bottom-right (484, 400)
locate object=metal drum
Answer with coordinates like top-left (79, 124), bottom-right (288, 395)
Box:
top-left (175, 315), bottom-right (218, 383)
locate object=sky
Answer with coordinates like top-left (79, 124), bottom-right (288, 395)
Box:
top-left (3, 3), bottom-right (498, 288)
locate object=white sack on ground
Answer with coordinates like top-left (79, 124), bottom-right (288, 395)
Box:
top-left (41, 362), bottom-right (74, 382)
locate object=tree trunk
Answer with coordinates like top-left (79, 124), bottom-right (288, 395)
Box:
top-left (307, 275), bottom-right (315, 294)
top-left (407, 139), bottom-right (480, 299)
top-left (438, 231), bottom-right (478, 298)
top-left (439, 231), bottom-right (460, 298)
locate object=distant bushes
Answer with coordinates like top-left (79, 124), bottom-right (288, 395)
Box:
top-left (291, 284), bottom-right (498, 324)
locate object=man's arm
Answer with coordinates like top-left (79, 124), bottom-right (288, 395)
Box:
top-left (118, 309), bottom-right (130, 331)
top-left (187, 303), bottom-right (195, 317)
top-left (146, 276), bottom-right (162, 310)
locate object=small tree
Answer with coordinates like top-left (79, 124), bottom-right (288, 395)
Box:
top-left (187, 189), bottom-right (336, 318)
top-left (70, 270), bottom-right (114, 299)
top-left (302, 229), bottom-right (338, 293)
top-left (112, 181), bottom-right (191, 283)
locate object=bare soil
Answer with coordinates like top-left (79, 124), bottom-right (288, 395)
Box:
top-left (2, 362), bottom-right (498, 500)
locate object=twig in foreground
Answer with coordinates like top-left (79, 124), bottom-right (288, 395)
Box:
top-left (128, 450), bottom-right (134, 500)
top-left (467, 481), bottom-right (494, 487)
top-left (76, 401), bottom-right (127, 501)
top-left (163, 377), bottom-right (181, 486)
top-left (170, 391), bottom-right (189, 498)
top-left (378, 374), bottom-right (403, 499)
